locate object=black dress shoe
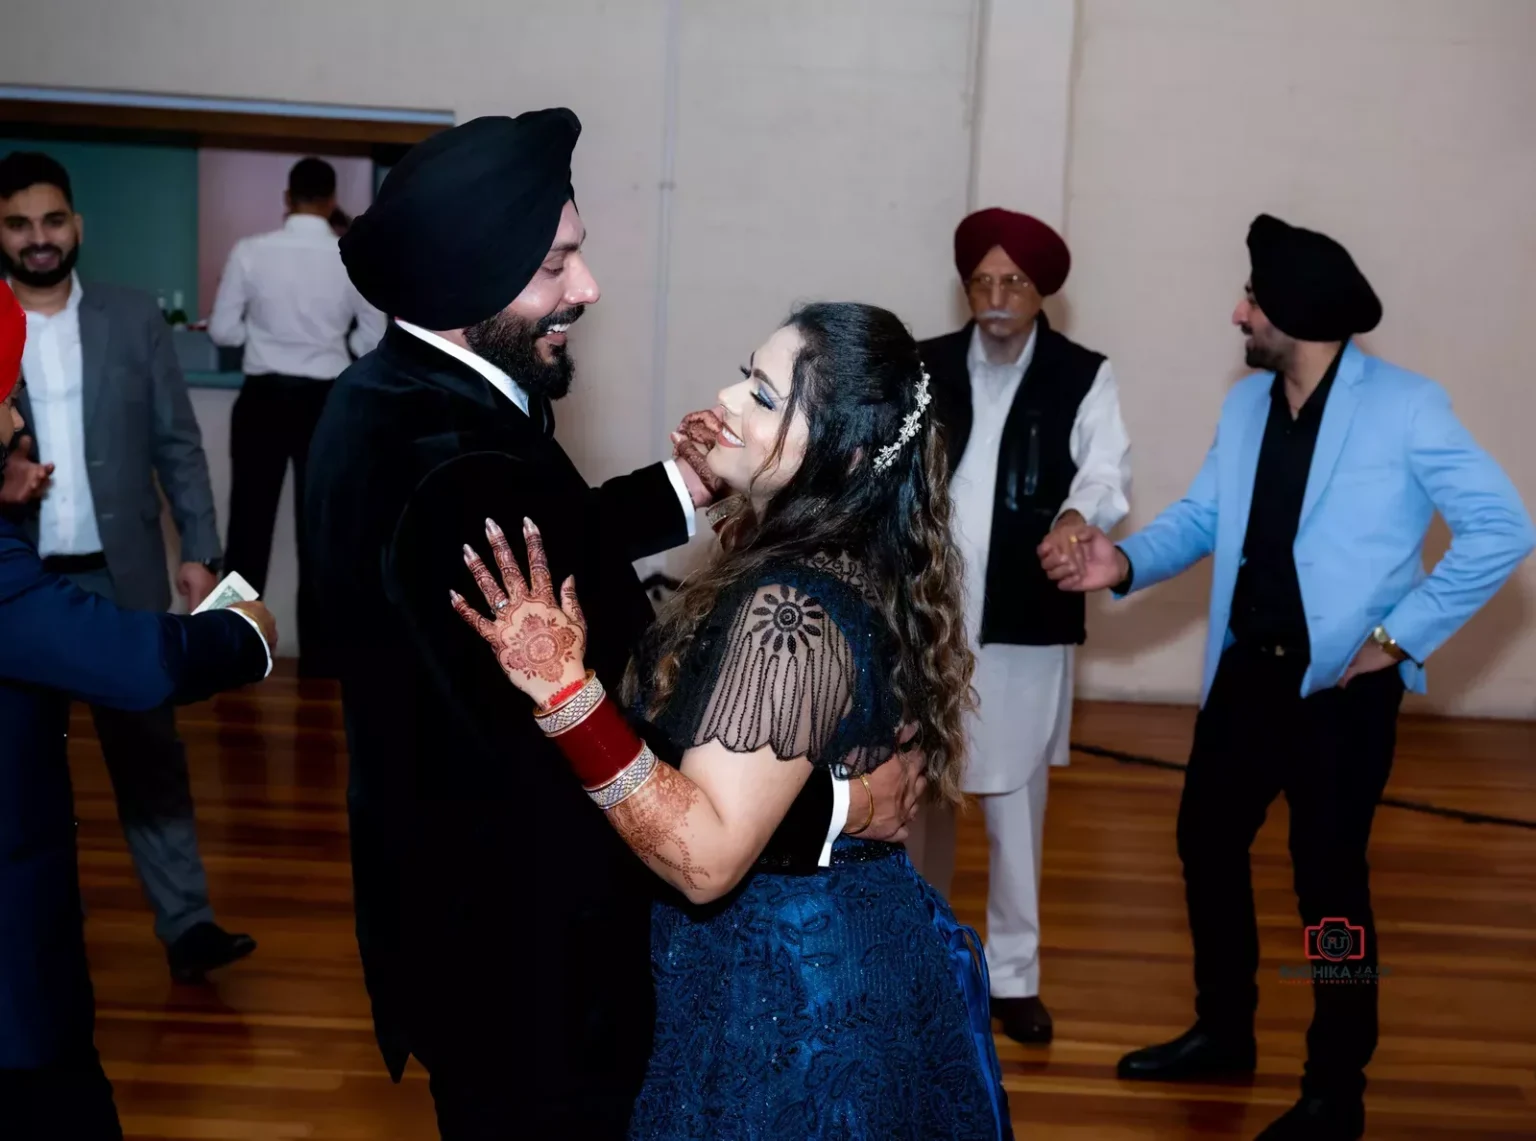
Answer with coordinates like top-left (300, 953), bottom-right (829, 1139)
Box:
top-left (1116, 1024), bottom-right (1256, 1082)
top-left (1254, 1096), bottom-right (1364, 1140)
top-left (168, 922), bottom-right (257, 983)
top-left (990, 995), bottom-right (1053, 1044)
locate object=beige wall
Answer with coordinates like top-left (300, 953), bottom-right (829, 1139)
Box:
top-left (3, 0), bottom-right (979, 640)
top-left (6, 0), bottom-right (1532, 715)
top-left (1058, 0), bottom-right (1536, 718)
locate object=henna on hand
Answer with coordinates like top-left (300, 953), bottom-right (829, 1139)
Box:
top-left (449, 517), bottom-right (590, 703)
top-left (671, 408), bottom-right (728, 497)
top-left (608, 763), bottom-right (709, 892)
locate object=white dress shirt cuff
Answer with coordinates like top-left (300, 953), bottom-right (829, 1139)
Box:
top-left (661, 459), bottom-right (699, 539)
top-left (227, 609), bottom-right (275, 679)
top-left (820, 776), bottom-right (851, 867)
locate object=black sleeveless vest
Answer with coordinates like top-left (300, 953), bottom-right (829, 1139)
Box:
top-left (921, 314), bottom-right (1104, 646)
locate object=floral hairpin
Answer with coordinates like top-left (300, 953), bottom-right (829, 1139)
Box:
top-left (871, 369), bottom-right (933, 474)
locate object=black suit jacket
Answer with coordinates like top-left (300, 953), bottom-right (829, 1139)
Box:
top-left (305, 326), bottom-right (835, 1130)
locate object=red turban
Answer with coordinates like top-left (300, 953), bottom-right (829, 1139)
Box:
top-left (0, 281), bottom-right (24, 404)
top-left (954, 208), bottom-right (1071, 297)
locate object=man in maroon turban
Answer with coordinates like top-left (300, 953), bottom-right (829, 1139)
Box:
top-left (907, 207), bottom-right (1132, 1049)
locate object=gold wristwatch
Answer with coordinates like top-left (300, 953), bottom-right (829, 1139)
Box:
top-left (1370, 625), bottom-right (1407, 663)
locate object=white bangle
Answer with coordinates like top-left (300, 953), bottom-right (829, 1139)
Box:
top-left (535, 675), bottom-right (606, 736)
top-left (586, 745), bottom-right (658, 810)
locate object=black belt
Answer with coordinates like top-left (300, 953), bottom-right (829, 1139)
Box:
top-left (42, 552), bottom-right (108, 574)
top-left (1234, 637), bottom-right (1308, 662)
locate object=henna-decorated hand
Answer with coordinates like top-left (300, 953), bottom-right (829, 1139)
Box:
top-left (449, 517), bottom-right (589, 707)
top-left (670, 407), bottom-right (728, 506)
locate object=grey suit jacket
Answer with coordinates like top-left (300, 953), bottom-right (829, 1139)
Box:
top-left (15, 281), bottom-right (220, 611)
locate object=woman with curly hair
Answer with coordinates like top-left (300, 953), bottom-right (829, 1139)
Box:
top-left (451, 301), bottom-right (1011, 1139)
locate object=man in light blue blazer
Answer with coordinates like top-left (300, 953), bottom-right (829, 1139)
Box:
top-left (1047, 215), bottom-right (1533, 1141)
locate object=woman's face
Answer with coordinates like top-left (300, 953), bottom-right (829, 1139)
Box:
top-left (708, 324), bottom-right (810, 501)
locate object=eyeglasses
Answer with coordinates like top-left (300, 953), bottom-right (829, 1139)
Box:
top-left (966, 273), bottom-right (1033, 297)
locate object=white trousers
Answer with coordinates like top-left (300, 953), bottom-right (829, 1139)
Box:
top-left (907, 656), bottom-right (1073, 999)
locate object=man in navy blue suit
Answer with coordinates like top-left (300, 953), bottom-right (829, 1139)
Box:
top-left (0, 281), bottom-right (277, 1140)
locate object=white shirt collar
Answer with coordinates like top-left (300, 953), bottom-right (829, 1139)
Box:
top-left (967, 321), bottom-right (1037, 376)
top-left (10, 271), bottom-right (83, 319)
top-left (283, 212), bottom-right (335, 237)
top-left (393, 319), bottom-right (530, 416)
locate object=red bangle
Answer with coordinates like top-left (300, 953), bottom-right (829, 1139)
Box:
top-left (547, 694), bottom-right (646, 789)
top-left (541, 673), bottom-right (591, 713)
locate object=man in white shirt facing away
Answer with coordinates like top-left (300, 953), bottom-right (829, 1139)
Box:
top-left (0, 149), bottom-right (258, 984)
top-left (209, 157), bottom-right (386, 677)
top-left (907, 207), bottom-right (1133, 1048)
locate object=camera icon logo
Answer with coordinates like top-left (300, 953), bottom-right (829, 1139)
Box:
top-left (1305, 917), bottom-right (1366, 962)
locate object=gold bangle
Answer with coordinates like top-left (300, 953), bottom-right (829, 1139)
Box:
top-left (847, 772), bottom-right (876, 836)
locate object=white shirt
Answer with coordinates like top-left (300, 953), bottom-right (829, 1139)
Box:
top-left (208, 214), bottom-right (386, 379)
top-left (18, 273), bottom-right (103, 558)
top-left (950, 324), bottom-right (1132, 793)
top-left (393, 323), bottom-right (851, 851)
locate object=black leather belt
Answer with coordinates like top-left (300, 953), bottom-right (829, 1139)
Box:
top-left (42, 552), bottom-right (108, 574)
top-left (1239, 639), bottom-right (1307, 662)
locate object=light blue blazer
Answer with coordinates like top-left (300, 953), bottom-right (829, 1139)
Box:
top-left (1118, 343), bottom-right (1534, 704)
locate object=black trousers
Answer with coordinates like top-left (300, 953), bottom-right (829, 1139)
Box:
top-left (1179, 644), bottom-right (1404, 1102)
top-left (224, 374), bottom-right (336, 676)
top-left (421, 1053), bottom-right (636, 1140)
top-left (0, 1043), bottom-right (122, 1140)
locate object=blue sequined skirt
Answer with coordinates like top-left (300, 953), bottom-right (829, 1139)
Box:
top-left (629, 838), bottom-right (1013, 1140)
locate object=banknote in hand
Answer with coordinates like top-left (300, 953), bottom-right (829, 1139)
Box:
top-left (192, 571), bottom-right (261, 615)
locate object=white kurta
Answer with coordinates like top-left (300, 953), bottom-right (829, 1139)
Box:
top-left (949, 326), bottom-right (1132, 795)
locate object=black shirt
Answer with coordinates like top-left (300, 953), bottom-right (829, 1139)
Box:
top-left (1227, 349), bottom-right (1344, 653)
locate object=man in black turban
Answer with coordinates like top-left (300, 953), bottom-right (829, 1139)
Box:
top-left (305, 109), bottom-right (919, 1138)
top-left (1043, 215), bottom-right (1534, 1140)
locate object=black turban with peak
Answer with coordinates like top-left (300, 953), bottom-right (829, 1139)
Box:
top-left (1246, 214), bottom-right (1381, 342)
top-left (341, 108), bottom-right (580, 330)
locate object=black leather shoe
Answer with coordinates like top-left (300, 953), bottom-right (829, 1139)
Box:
top-left (990, 996), bottom-right (1053, 1044)
top-left (1254, 1096), bottom-right (1364, 1140)
top-left (168, 922), bottom-right (257, 983)
top-left (1116, 1024), bottom-right (1256, 1082)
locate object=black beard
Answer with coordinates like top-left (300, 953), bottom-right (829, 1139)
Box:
top-left (463, 305), bottom-right (584, 402)
top-left (3, 242), bottom-right (79, 289)
top-left (1245, 342), bottom-right (1289, 373)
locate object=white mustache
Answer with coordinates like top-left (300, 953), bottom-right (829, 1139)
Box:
top-left (979, 310), bottom-right (1013, 321)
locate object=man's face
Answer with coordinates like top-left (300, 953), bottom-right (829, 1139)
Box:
top-left (0, 389), bottom-right (25, 453)
top-left (463, 201), bottom-right (600, 400)
top-left (1, 183), bottom-right (81, 288)
top-left (1232, 281), bottom-right (1293, 373)
top-left (966, 245), bottom-right (1042, 341)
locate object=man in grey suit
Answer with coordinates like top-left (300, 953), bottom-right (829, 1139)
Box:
top-left (0, 151), bottom-right (256, 981)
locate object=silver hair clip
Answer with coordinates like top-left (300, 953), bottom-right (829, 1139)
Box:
top-left (872, 369), bottom-right (932, 474)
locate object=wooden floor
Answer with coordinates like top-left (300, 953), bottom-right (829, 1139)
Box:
top-left (71, 665), bottom-right (1536, 1140)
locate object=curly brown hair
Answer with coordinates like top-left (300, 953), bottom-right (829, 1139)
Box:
top-left (629, 302), bottom-right (975, 803)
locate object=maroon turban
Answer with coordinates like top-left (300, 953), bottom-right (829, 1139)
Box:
top-left (0, 281), bottom-right (24, 403)
top-left (954, 208), bottom-right (1071, 296)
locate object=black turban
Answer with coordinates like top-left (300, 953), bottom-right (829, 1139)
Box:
top-left (1246, 214), bottom-right (1381, 342)
top-left (341, 108), bottom-right (580, 330)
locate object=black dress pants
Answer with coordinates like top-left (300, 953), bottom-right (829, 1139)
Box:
top-left (1178, 643), bottom-right (1404, 1101)
top-left (0, 1042), bottom-right (122, 1140)
top-left (224, 374), bottom-right (336, 676)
